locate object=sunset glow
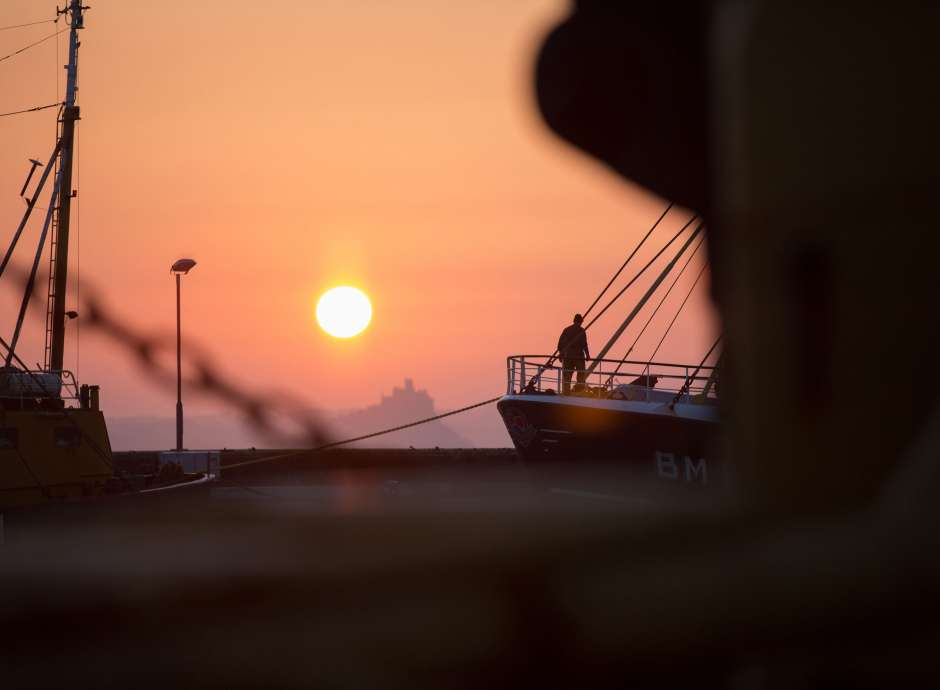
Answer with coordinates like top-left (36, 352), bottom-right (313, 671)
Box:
top-left (0, 0), bottom-right (718, 446)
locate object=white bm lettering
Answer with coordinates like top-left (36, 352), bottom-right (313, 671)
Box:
top-left (656, 452), bottom-right (709, 483)
top-left (656, 451), bottom-right (678, 480)
top-left (684, 456), bottom-right (708, 484)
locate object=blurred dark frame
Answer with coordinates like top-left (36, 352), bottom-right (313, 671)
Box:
top-left (3, 3), bottom-right (940, 688)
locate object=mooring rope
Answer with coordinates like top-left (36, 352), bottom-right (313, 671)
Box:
top-left (222, 396), bottom-right (503, 471)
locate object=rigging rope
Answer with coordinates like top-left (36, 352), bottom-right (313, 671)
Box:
top-left (581, 202), bottom-right (673, 320)
top-left (583, 214), bottom-right (697, 331)
top-left (524, 208), bottom-right (695, 390)
top-left (0, 28), bottom-right (69, 64)
top-left (647, 260), bottom-right (708, 365)
top-left (0, 101), bottom-right (62, 118)
top-left (669, 334), bottom-right (722, 408)
top-left (604, 235), bottom-right (706, 385)
top-left (55, 13), bottom-right (60, 106)
top-left (0, 19), bottom-right (55, 32)
top-left (223, 396), bottom-right (503, 471)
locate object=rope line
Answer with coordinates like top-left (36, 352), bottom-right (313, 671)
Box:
top-left (524, 209), bottom-right (694, 390)
top-left (669, 335), bottom-right (722, 408)
top-left (223, 396), bottom-right (502, 471)
top-left (583, 214), bottom-right (697, 332)
top-left (0, 101), bottom-right (62, 118)
top-left (581, 202), bottom-right (673, 320)
top-left (0, 19), bottom-right (54, 32)
top-left (0, 28), bottom-right (69, 64)
top-left (647, 260), bottom-right (709, 365)
top-left (604, 235), bottom-right (706, 385)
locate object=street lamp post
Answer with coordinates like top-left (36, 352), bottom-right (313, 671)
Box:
top-left (171, 258), bottom-right (197, 451)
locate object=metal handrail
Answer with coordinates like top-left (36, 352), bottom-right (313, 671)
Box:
top-left (507, 355), bottom-right (718, 372)
top-left (0, 368), bottom-right (80, 401)
top-left (504, 355), bottom-right (719, 402)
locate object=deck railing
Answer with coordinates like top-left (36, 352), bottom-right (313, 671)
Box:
top-left (0, 369), bottom-right (80, 403)
top-left (506, 355), bottom-right (718, 403)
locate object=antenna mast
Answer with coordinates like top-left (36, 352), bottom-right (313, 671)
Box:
top-left (46, 0), bottom-right (86, 372)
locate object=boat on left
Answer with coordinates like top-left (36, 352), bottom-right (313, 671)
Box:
top-left (0, 2), bottom-right (206, 510)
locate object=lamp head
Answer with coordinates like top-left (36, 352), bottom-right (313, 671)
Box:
top-left (171, 258), bottom-right (197, 274)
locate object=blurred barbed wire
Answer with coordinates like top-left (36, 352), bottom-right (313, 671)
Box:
top-left (4, 265), bottom-right (333, 447)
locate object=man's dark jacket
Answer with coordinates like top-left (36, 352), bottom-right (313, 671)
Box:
top-left (558, 324), bottom-right (589, 360)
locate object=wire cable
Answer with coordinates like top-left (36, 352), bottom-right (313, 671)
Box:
top-left (0, 19), bottom-right (54, 32)
top-left (581, 202), bottom-right (673, 320)
top-left (604, 235), bottom-right (706, 385)
top-left (55, 13), bottom-right (60, 103)
top-left (647, 261), bottom-right (709, 364)
top-left (669, 334), bottom-right (721, 408)
top-left (0, 28), bottom-right (69, 64)
top-left (583, 214), bottom-right (697, 331)
top-left (0, 101), bottom-right (62, 118)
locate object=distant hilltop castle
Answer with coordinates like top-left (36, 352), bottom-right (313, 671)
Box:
top-left (332, 378), bottom-right (469, 448)
top-left (377, 378), bottom-right (432, 414)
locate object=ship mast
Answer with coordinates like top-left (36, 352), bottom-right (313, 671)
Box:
top-left (46, 0), bottom-right (86, 372)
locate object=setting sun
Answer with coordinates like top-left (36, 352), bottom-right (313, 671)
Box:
top-left (316, 286), bottom-right (373, 338)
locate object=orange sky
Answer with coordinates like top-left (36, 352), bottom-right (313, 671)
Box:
top-left (1, 1), bottom-right (717, 444)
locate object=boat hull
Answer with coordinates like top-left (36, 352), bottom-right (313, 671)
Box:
top-left (0, 408), bottom-right (114, 509)
top-left (497, 394), bottom-right (720, 486)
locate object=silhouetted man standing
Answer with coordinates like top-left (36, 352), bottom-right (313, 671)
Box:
top-left (558, 313), bottom-right (590, 394)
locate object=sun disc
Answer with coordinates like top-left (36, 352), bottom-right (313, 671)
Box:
top-left (316, 286), bottom-right (372, 338)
